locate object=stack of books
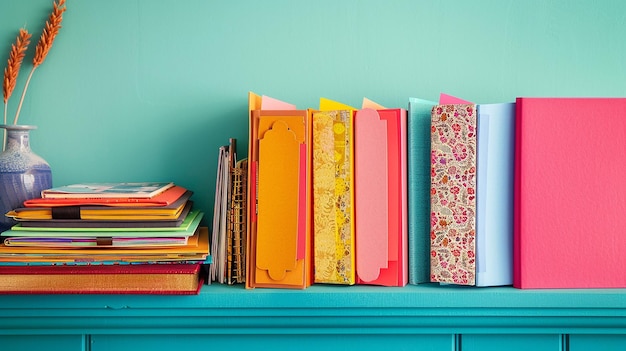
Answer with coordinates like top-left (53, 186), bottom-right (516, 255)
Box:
top-left (0, 182), bottom-right (209, 294)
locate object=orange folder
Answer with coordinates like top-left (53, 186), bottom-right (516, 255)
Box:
top-left (246, 92), bottom-right (313, 289)
top-left (354, 108), bottom-right (408, 286)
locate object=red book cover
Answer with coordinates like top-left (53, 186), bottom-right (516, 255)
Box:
top-left (514, 97), bottom-right (626, 288)
top-left (23, 186), bottom-right (188, 208)
top-left (0, 263), bottom-right (203, 294)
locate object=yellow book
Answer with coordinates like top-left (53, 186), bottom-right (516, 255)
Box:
top-left (312, 98), bottom-right (356, 285)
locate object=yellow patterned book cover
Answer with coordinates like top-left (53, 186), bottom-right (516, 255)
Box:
top-left (312, 110), bottom-right (355, 285)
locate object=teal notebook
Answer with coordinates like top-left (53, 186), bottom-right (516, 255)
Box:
top-left (407, 97), bottom-right (437, 285)
top-left (2, 210), bottom-right (203, 238)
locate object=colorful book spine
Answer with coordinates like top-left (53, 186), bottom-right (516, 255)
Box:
top-left (407, 98), bottom-right (437, 285)
top-left (0, 263), bottom-right (203, 294)
top-left (430, 104), bottom-right (477, 286)
top-left (312, 110), bottom-right (355, 285)
top-left (354, 108), bottom-right (408, 287)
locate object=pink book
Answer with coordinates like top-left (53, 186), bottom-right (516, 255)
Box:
top-left (514, 97), bottom-right (626, 288)
top-left (354, 108), bottom-right (408, 287)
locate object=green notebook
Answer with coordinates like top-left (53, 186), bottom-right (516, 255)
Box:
top-left (2, 210), bottom-right (203, 238)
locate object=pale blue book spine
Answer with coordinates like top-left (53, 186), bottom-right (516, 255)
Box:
top-left (407, 98), bottom-right (437, 285)
top-left (476, 103), bottom-right (515, 287)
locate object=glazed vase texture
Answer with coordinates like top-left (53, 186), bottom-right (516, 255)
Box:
top-left (0, 125), bottom-right (52, 232)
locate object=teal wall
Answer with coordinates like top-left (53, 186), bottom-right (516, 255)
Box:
top-left (1, 0), bottom-right (625, 223)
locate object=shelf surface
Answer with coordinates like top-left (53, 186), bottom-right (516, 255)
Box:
top-left (2, 283), bottom-right (625, 310)
top-left (0, 283), bottom-right (624, 337)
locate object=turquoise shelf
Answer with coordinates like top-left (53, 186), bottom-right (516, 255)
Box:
top-left (4, 283), bottom-right (626, 311)
top-left (1, 284), bottom-right (625, 348)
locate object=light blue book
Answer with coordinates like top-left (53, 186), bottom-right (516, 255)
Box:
top-left (407, 97), bottom-right (437, 285)
top-left (476, 103), bottom-right (515, 286)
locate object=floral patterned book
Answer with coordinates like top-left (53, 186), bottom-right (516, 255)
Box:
top-left (430, 104), bottom-right (477, 286)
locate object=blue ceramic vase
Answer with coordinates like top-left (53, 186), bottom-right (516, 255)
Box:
top-left (0, 125), bottom-right (52, 232)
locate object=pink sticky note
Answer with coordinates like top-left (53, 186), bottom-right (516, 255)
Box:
top-left (261, 95), bottom-right (296, 110)
top-left (439, 93), bottom-right (472, 105)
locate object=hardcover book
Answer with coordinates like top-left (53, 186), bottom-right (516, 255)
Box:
top-left (23, 185), bottom-right (188, 208)
top-left (407, 97), bottom-right (437, 285)
top-left (3, 209), bottom-right (202, 238)
top-left (430, 103), bottom-right (477, 286)
top-left (514, 97), bottom-right (626, 289)
top-left (0, 225), bottom-right (210, 263)
top-left (312, 104), bottom-right (356, 285)
top-left (430, 100), bottom-right (515, 287)
top-left (3, 235), bottom-right (190, 248)
top-left (354, 107), bottom-right (408, 287)
top-left (11, 198), bottom-right (192, 228)
top-left (41, 182), bottom-right (174, 199)
top-left (0, 263), bottom-right (203, 294)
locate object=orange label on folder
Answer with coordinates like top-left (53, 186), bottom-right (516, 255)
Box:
top-left (256, 121), bottom-right (300, 281)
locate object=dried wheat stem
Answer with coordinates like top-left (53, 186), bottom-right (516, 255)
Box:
top-left (3, 28), bottom-right (31, 149)
top-left (13, 66), bottom-right (37, 125)
top-left (14, 0), bottom-right (66, 125)
top-left (33, 0), bottom-right (66, 68)
top-left (2, 104), bottom-right (6, 151)
top-left (3, 29), bottom-right (31, 113)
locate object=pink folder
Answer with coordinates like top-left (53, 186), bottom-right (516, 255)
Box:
top-left (354, 108), bottom-right (408, 286)
top-left (514, 97), bottom-right (626, 288)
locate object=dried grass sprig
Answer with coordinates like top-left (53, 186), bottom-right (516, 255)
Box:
top-left (3, 29), bottom-right (32, 121)
top-left (3, 28), bottom-right (32, 150)
top-left (13, 0), bottom-right (67, 125)
top-left (33, 0), bottom-right (66, 68)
